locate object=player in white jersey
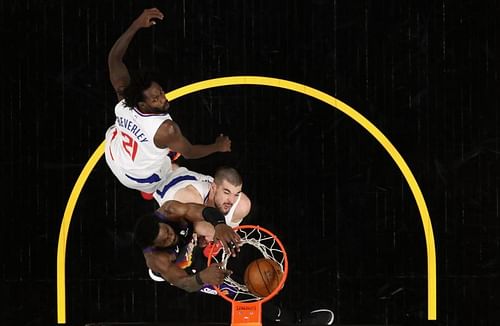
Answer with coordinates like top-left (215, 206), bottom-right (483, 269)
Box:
top-left (105, 8), bottom-right (231, 194)
top-left (136, 174), bottom-right (334, 325)
top-left (152, 165), bottom-right (251, 228)
top-left (142, 164), bottom-right (249, 283)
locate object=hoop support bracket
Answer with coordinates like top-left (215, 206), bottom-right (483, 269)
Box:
top-left (232, 301), bottom-right (262, 326)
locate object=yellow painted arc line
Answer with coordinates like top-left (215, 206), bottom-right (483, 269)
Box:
top-left (57, 141), bottom-right (105, 323)
top-left (57, 76), bottom-right (436, 324)
top-left (171, 77), bottom-right (436, 320)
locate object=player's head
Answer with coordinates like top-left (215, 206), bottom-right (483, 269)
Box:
top-left (134, 213), bottom-right (178, 249)
top-left (211, 166), bottom-right (243, 214)
top-left (123, 72), bottom-right (170, 113)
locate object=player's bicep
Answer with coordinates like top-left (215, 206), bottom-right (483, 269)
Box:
top-left (157, 201), bottom-right (186, 222)
top-left (155, 120), bottom-right (193, 153)
top-left (173, 186), bottom-right (204, 204)
top-left (112, 79), bottom-right (128, 101)
top-left (108, 60), bottom-right (130, 101)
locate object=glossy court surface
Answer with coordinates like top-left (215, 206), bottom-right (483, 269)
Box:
top-left (2, 1), bottom-right (499, 325)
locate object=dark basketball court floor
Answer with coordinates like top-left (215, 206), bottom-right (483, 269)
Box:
top-left (2, 1), bottom-right (499, 326)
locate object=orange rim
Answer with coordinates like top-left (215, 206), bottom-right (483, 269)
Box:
top-left (207, 224), bottom-right (288, 304)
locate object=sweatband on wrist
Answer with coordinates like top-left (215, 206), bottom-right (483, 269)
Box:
top-left (195, 272), bottom-right (204, 285)
top-left (202, 207), bottom-right (226, 226)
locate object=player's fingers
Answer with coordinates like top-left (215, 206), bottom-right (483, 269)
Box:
top-left (225, 241), bottom-right (238, 257)
top-left (220, 240), bottom-right (231, 255)
top-left (151, 12), bottom-right (164, 19)
top-left (144, 10), bottom-right (162, 20)
top-left (230, 233), bottom-right (241, 244)
top-left (229, 236), bottom-right (239, 247)
top-left (147, 8), bottom-right (164, 16)
top-left (211, 262), bottom-right (221, 268)
top-left (228, 241), bottom-right (238, 252)
top-left (145, 10), bottom-right (163, 22)
top-left (226, 239), bottom-right (238, 257)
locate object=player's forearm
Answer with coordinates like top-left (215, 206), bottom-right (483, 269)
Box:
top-left (108, 23), bottom-right (141, 62)
top-left (160, 201), bottom-right (205, 223)
top-left (181, 143), bottom-right (219, 159)
top-left (160, 201), bottom-right (228, 228)
top-left (171, 273), bottom-right (205, 293)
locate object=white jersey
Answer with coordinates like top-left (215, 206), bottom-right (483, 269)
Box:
top-left (153, 167), bottom-right (243, 227)
top-left (105, 99), bottom-right (174, 193)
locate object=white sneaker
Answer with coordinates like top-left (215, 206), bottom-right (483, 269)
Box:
top-left (148, 269), bottom-right (165, 282)
top-left (300, 309), bottom-right (335, 325)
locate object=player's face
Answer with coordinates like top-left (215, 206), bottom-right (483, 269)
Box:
top-left (154, 223), bottom-right (178, 248)
top-left (213, 180), bottom-right (242, 214)
top-left (142, 82), bottom-right (170, 112)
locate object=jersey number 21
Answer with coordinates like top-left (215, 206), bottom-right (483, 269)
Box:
top-left (121, 132), bottom-right (138, 161)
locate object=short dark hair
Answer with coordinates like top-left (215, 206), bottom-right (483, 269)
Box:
top-left (133, 213), bottom-right (160, 249)
top-left (214, 166), bottom-right (242, 186)
top-left (122, 71), bottom-right (157, 109)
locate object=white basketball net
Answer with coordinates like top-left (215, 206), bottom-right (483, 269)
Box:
top-left (210, 226), bottom-right (287, 303)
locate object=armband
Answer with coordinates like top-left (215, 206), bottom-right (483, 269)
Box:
top-left (202, 207), bottom-right (226, 226)
top-left (195, 272), bottom-right (204, 286)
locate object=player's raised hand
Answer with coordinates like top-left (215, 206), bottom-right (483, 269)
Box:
top-left (214, 224), bottom-right (241, 257)
top-left (132, 8), bottom-right (164, 29)
top-left (215, 134), bottom-right (231, 152)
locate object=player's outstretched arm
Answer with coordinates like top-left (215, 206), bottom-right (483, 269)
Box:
top-left (158, 201), bottom-right (241, 256)
top-left (201, 207), bottom-right (241, 257)
top-left (169, 263), bottom-right (232, 292)
top-left (155, 120), bottom-right (231, 159)
top-left (108, 8), bottom-right (164, 100)
top-left (157, 200), bottom-right (206, 223)
top-left (147, 253), bottom-right (228, 292)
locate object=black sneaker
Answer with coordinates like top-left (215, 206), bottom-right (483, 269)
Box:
top-left (298, 309), bottom-right (335, 325)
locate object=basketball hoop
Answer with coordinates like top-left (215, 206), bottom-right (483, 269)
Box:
top-left (207, 225), bottom-right (288, 326)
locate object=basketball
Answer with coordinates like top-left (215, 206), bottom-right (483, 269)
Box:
top-left (244, 258), bottom-right (283, 297)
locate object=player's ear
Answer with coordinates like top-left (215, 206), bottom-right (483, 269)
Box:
top-left (210, 182), bottom-right (217, 193)
top-left (138, 101), bottom-right (147, 110)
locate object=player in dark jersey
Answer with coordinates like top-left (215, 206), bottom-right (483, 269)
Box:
top-left (134, 200), bottom-right (334, 324)
top-left (134, 200), bottom-right (239, 292)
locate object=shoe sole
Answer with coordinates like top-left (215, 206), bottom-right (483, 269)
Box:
top-left (148, 269), bottom-right (165, 282)
top-left (310, 309), bottom-right (335, 325)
